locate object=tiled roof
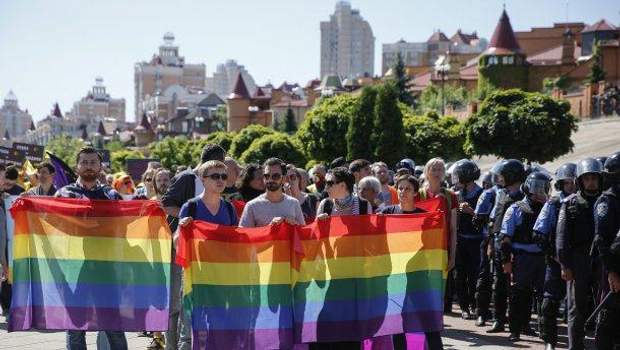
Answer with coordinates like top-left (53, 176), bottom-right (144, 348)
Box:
top-left (451, 29), bottom-right (479, 45)
top-left (272, 99), bottom-right (309, 108)
top-left (228, 73), bottom-right (251, 99)
top-left (527, 44), bottom-right (581, 65)
top-left (582, 19), bottom-right (617, 33)
top-left (427, 30), bottom-right (449, 43)
top-left (459, 64), bottom-right (479, 80)
top-left (52, 103), bottom-right (63, 118)
top-left (97, 121), bottom-right (107, 136)
top-left (487, 10), bottom-right (522, 54)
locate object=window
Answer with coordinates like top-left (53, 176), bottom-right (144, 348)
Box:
top-left (488, 56), bottom-right (498, 65)
top-left (502, 56), bottom-right (514, 65)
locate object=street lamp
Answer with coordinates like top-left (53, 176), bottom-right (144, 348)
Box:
top-left (434, 54), bottom-right (451, 116)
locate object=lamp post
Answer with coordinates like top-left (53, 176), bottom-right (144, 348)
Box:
top-left (434, 55), bottom-right (451, 116)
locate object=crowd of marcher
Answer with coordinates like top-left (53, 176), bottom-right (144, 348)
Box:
top-left (0, 143), bottom-right (619, 350)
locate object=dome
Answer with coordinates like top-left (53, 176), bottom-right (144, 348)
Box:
top-left (4, 90), bottom-right (17, 101)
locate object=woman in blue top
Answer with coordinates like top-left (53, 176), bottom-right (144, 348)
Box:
top-left (179, 160), bottom-right (238, 228)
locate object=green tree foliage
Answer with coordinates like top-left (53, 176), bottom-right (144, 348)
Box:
top-left (104, 140), bottom-right (124, 153)
top-left (45, 135), bottom-right (87, 168)
top-left (111, 149), bottom-right (144, 173)
top-left (284, 107), bottom-right (298, 134)
top-left (229, 124), bottom-right (275, 159)
top-left (148, 136), bottom-right (195, 171)
top-left (587, 41), bottom-right (606, 84)
top-left (464, 89), bottom-right (578, 163)
top-left (402, 110), bottom-right (466, 163)
top-left (542, 76), bottom-right (569, 95)
top-left (295, 94), bottom-right (357, 163)
top-left (372, 82), bottom-right (406, 166)
top-left (201, 131), bottom-right (236, 153)
top-left (346, 86), bottom-right (376, 160)
top-left (240, 133), bottom-right (307, 167)
top-left (392, 53), bottom-right (415, 106)
top-left (416, 84), bottom-right (470, 115)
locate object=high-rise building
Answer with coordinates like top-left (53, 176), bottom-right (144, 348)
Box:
top-left (67, 77), bottom-right (126, 125)
top-left (206, 60), bottom-right (257, 100)
top-left (320, 1), bottom-right (375, 79)
top-left (134, 32), bottom-right (206, 120)
top-left (0, 90), bottom-right (34, 141)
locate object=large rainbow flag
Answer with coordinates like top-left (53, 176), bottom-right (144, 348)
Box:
top-left (8, 197), bottom-right (172, 332)
top-left (177, 198), bottom-right (446, 349)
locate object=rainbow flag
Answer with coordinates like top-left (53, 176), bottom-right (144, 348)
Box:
top-left (8, 197), bottom-right (172, 332)
top-left (176, 222), bottom-right (296, 350)
top-left (293, 210), bottom-right (446, 343)
top-left (177, 198), bottom-right (446, 348)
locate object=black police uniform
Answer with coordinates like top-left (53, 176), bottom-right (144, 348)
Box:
top-left (593, 182), bottom-right (620, 349)
top-left (556, 191), bottom-right (599, 350)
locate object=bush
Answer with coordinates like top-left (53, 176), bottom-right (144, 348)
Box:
top-left (111, 149), bottom-right (144, 173)
top-left (45, 135), bottom-right (87, 168)
top-left (148, 136), bottom-right (195, 171)
top-left (402, 111), bottom-right (466, 164)
top-left (229, 125), bottom-right (275, 159)
top-left (295, 94), bottom-right (357, 163)
top-left (464, 89), bottom-right (578, 163)
top-left (240, 133), bottom-right (307, 167)
top-left (202, 131), bottom-right (236, 153)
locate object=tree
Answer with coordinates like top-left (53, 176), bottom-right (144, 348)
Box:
top-left (229, 124), bottom-right (275, 159)
top-left (402, 110), bottom-right (466, 163)
top-left (542, 76), bottom-right (569, 95)
top-left (346, 86), bottom-right (376, 160)
top-left (201, 131), bottom-right (236, 153)
top-left (111, 149), bottom-right (144, 173)
top-left (45, 134), bottom-right (87, 168)
top-left (464, 89), bottom-right (578, 163)
top-left (284, 107), bottom-right (298, 134)
top-left (416, 84), bottom-right (469, 115)
top-left (392, 53), bottom-right (415, 106)
top-left (587, 40), bottom-right (606, 84)
top-left (372, 82), bottom-right (406, 166)
top-left (148, 136), bottom-right (195, 171)
top-left (295, 94), bottom-right (357, 163)
top-left (240, 133), bottom-right (307, 167)
top-left (104, 140), bottom-right (124, 153)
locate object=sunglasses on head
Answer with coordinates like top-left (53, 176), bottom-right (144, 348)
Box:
top-left (263, 173), bottom-right (282, 181)
top-left (204, 173), bottom-right (228, 181)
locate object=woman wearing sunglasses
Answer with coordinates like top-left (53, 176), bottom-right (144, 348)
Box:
top-left (178, 160), bottom-right (238, 228)
top-left (285, 164), bottom-right (318, 223)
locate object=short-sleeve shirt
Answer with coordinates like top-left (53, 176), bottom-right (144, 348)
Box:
top-left (380, 205), bottom-right (426, 215)
top-left (501, 199), bottom-right (541, 253)
top-left (533, 193), bottom-right (566, 236)
top-left (179, 197), bottom-right (238, 226)
top-left (239, 193), bottom-right (305, 227)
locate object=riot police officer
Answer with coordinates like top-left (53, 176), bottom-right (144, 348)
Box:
top-left (556, 157), bottom-right (604, 350)
top-left (452, 159), bottom-right (484, 320)
top-left (487, 159), bottom-right (526, 333)
top-left (473, 162), bottom-right (503, 327)
top-left (500, 172), bottom-right (552, 341)
top-left (593, 152), bottom-right (620, 349)
top-left (534, 162), bottom-right (577, 350)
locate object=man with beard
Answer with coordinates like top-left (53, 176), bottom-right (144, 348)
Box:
top-left (239, 158), bottom-right (305, 228)
top-left (55, 147), bottom-right (127, 350)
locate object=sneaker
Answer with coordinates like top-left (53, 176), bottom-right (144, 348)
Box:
top-left (475, 316), bottom-right (486, 327)
top-left (486, 321), bottom-right (504, 333)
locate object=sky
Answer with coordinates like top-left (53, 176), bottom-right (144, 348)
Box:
top-left (0, 0), bottom-right (618, 122)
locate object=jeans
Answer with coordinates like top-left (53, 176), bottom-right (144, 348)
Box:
top-left (66, 330), bottom-right (127, 350)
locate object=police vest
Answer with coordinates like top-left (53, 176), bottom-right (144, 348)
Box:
top-left (492, 190), bottom-right (524, 236)
top-left (512, 200), bottom-right (543, 245)
top-left (458, 187), bottom-right (483, 237)
top-left (564, 192), bottom-right (597, 249)
top-left (546, 195), bottom-right (563, 255)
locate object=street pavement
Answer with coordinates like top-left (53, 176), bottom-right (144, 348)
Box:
top-left (0, 116), bottom-right (616, 349)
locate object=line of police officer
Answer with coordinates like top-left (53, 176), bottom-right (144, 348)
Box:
top-left (448, 151), bottom-right (620, 350)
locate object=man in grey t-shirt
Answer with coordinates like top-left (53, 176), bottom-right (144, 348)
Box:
top-left (239, 158), bottom-right (305, 227)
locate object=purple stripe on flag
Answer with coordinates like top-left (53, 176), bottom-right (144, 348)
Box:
top-left (294, 311), bottom-right (443, 344)
top-left (8, 306), bottom-right (169, 332)
top-left (191, 328), bottom-right (295, 350)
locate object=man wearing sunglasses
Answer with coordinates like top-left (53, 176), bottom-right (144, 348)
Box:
top-left (239, 158), bottom-right (305, 228)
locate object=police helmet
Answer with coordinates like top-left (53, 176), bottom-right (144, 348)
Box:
top-left (603, 151), bottom-right (620, 187)
top-left (451, 159), bottom-right (481, 185)
top-left (395, 158), bottom-right (415, 173)
top-left (480, 171), bottom-right (493, 188)
top-left (522, 171), bottom-right (552, 196)
top-left (498, 159), bottom-right (526, 187)
top-left (575, 158), bottom-right (603, 192)
top-left (490, 160), bottom-right (507, 187)
top-left (553, 162), bottom-right (577, 191)
top-left (414, 165), bottom-right (424, 178)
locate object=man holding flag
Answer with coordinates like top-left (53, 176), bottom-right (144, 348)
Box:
top-left (55, 147), bottom-right (127, 350)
